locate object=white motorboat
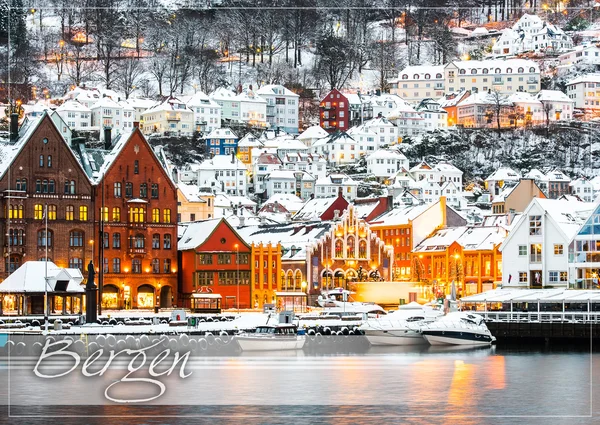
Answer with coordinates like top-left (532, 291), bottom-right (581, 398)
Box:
top-left (359, 302), bottom-right (443, 346)
top-left (316, 294), bottom-right (387, 318)
top-left (235, 324), bottom-right (306, 351)
top-left (421, 312), bottom-right (496, 346)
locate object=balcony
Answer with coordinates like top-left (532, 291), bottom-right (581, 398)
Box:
top-left (322, 105), bottom-right (335, 110)
top-left (129, 248), bottom-right (147, 255)
top-left (166, 114), bottom-right (181, 121)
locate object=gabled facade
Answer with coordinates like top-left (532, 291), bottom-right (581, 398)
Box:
top-left (0, 114), bottom-right (95, 286)
top-left (205, 127), bottom-right (239, 156)
top-left (256, 84), bottom-right (300, 134)
top-left (568, 203), bottom-right (600, 289)
top-left (319, 89), bottom-right (350, 132)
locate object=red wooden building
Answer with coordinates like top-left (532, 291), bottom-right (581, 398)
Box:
top-left (179, 218), bottom-right (251, 309)
top-left (319, 89), bottom-right (350, 133)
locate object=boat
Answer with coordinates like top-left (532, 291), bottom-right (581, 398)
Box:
top-left (315, 293), bottom-right (387, 319)
top-left (235, 324), bottom-right (306, 351)
top-left (420, 312), bottom-right (496, 346)
top-left (359, 302), bottom-right (443, 346)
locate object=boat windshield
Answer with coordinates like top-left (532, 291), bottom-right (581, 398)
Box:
top-left (255, 327), bottom-right (276, 334)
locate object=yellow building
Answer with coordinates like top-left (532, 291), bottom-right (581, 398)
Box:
top-left (251, 242), bottom-right (282, 308)
top-left (238, 133), bottom-right (264, 172)
top-left (177, 183), bottom-right (215, 222)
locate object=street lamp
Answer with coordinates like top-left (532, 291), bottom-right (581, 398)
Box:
top-left (301, 281), bottom-right (307, 313)
top-left (454, 253), bottom-right (462, 297)
top-left (234, 243), bottom-right (239, 314)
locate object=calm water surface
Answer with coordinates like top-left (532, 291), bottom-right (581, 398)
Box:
top-left (0, 342), bottom-right (599, 425)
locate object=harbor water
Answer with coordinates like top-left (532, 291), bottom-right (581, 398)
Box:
top-left (0, 340), bottom-right (599, 425)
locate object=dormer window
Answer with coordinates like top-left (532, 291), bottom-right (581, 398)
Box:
top-left (401, 74), bottom-right (408, 80)
top-left (459, 69), bottom-right (466, 74)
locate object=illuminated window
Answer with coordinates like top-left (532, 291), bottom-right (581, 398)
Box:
top-left (152, 208), bottom-right (160, 223)
top-left (8, 204), bottom-right (23, 219)
top-left (112, 207), bottom-right (121, 222)
top-left (163, 259), bottom-right (171, 273)
top-left (163, 209), bottom-right (171, 223)
top-left (100, 207), bottom-right (108, 222)
top-left (34, 204), bottom-right (43, 220)
top-left (48, 205), bottom-right (57, 220)
top-left (79, 206), bottom-right (88, 221)
top-left (129, 207), bottom-right (145, 223)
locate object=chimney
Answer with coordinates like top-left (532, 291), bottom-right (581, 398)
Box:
top-left (386, 194), bottom-right (394, 212)
top-left (133, 121), bottom-right (139, 128)
top-left (239, 216), bottom-right (246, 227)
top-left (104, 126), bottom-right (112, 150)
top-left (231, 151), bottom-right (235, 163)
top-left (285, 212), bottom-right (292, 222)
top-left (10, 113), bottom-right (19, 141)
top-left (333, 210), bottom-right (340, 220)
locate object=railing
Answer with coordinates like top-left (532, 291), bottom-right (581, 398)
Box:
top-left (128, 248), bottom-right (147, 255)
top-left (530, 254), bottom-right (542, 263)
top-left (471, 310), bottom-right (600, 323)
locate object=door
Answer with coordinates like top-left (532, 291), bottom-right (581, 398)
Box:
top-left (160, 286), bottom-right (172, 308)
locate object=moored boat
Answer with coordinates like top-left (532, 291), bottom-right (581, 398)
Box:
top-left (421, 312), bottom-right (496, 346)
top-left (235, 324), bottom-right (306, 351)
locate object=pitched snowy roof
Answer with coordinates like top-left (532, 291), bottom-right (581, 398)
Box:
top-left (545, 169), bottom-right (571, 182)
top-left (125, 98), bottom-right (157, 109)
top-left (449, 58), bottom-right (540, 73)
top-left (90, 96), bottom-right (122, 110)
top-left (458, 91), bottom-right (513, 107)
top-left (486, 167), bottom-right (521, 182)
top-left (312, 132), bottom-right (357, 148)
top-left (210, 87), bottom-right (237, 100)
top-left (178, 219), bottom-right (223, 250)
top-left (525, 169), bottom-right (546, 180)
top-left (206, 127), bottom-right (238, 139)
top-left (199, 155), bottom-right (246, 170)
top-left (256, 152), bottom-right (281, 165)
top-left (261, 193), bottom-right (305, 213)
top-left (566, 73), bottom-right (600, 86)
top-left (438, 90), bottom-right (470, 108)
top-left (235, 222), bottom-right (330, 250)
top-left (435, 161), bottom-right (463, 174)
top-left (142, 97), bottom-right (193, 115)
top-left (298, 125), bottom-right (329, 140)
top-left (370, 202), bottom-right (434, 226)
top-left (266, 169), bottom-right (297, 180)
top-left (367, 149), bottom-right (407, 161)
top-left (238, 133), bottom-right (262, 147)
top-left (315, 173), bottom-right (358, 186)
top-left (534, 198), bottom-right (593, 239)
top-left (508, 92), bottom-right (540, 104)
top-left (535, 90), bottom-right (572, 103)
top-left (294, 197), bottom-right (346, 221)
top-left (396, 65), bottom-right (445, 79)
top-left (275, 138), bottom-right (309, 150)
top-left (414, 226), bottom-right (469, 252)
top-left (255, 84), bottom-right (299, 97)
top-left (0, 261), bottom-right (84, 293)
top-left (182, 90), bottom-right (220, 108)
top-left (178, 182), bottom-right (206, 203)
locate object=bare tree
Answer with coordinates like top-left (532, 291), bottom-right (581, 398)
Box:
top-left (371, 39), bottom-right (400, 93)
top-left (540, 100), bottom-right (553, 135)
top-left (65, 42), bottom-right (95, 86)
top-left (115, 58), bottom-right (144, 99)
top-left (485, 90), bottom-right (512, 133)
top-left (315, 31), bottom-right (358, 91)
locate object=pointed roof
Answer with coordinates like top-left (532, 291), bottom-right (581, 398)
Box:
top-left (0, 261), bottom-right (84, 293)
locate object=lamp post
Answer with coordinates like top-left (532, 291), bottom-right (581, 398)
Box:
top-left (454, 253), bottom-right (462, 298)
top-left (234, 243), bottom-right (239, 314)
top-left (301, 281), bottom-right (307, 313)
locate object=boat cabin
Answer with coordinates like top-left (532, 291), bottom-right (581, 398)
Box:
top-left (255, 325), bottom-right (298, 335)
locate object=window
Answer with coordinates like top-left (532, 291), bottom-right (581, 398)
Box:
top-left (103, 232), bottom-right (109, 248)
top-left (199, 254), bottom-right (213, 265)
top-left (554, 244), bottom-right (563, 255)
top-left (49, 180), bottom-right (55, 193)
top-left (42, 179), bottom-right (48, 193)
top-left (69, 258), bottom-right (83, 270)
top-left (164, 259), bottom-right (171, 274)
top-left (69, 231), bottom-right (83, 247)
top-left (15, 178), bottom-right (27, 191)
top-left (34, 204), bottom-right (43, 220)
top-left (152, 258), bottom-right (160, 273)
top-left (134, 160), bottom-right (139, 174)
top-left (152, 234), bottom-right (160, 249)
top-left (114, 182), bottom-right (122, 198)
top-left (132, 259), bottom-right (142, 274)
top-left (218, 254), bottom-right (232, 264)
top-left (79, 206), bottom-right (88, 221)
top-left (36, 180), bottom-right (41, 193)
top-left (125, 182), bottom-right (133, 198)
top-left (64, 180), bottom-right (76, 194)
top-left (518, 245), bottom-right (527, 256)
top-left (47, 155), bottom-right (52, 168)
top-left (48, 205), bottom-right (57, 220)
top-left (129, 207), bottom-right (145, 223)
top-left (8, 204), bottom-right (23, 219)
top-left (112, 207), bottom-right (121, 222)
top-left (140, 183), bottom-right (147, 198)
top-left (163, 209), bottom-right (171, 223)
top-left (112, 258), bottom-right (121, 273)
top-left (100, 206), bottom-right (109, 222)
top-left (38, 230), bottom-right (53, 247)
top-left (560, 271), bottom-right (567, 282)
top-left (529, 215), bottom-right (541, 235)
top-left (39, 155), bottom-right (44, 167)
top-left (152, 208), bottom-right (160, 223)
top-left (530, 244), bottom-right (542, 262)
top-left (131, 234), bottom-right (145, 249)
top-left (151, 184), bottom-right (159, 199)
top-left (8, 229), bottom-right (25, 246)
top-left (519, 272), bottom-right (528, 283)
top-left (163, 234), bottom-right (171, 249)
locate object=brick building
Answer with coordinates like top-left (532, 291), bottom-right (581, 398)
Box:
top-left (178, 219), bottom-right (251, 309)
top-left (78, 128), bottom-right (179, 309)
top-left (0, 114), bottom-right (94, 287)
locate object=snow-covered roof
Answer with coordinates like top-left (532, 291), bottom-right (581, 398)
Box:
top-left (199, 155), bottom-right (246, 170)
top-left (294, 198), bottom-right (346, 221)
top-left (438, 90), bottom-right (470, 108)
top-left (367, 149), bottom-right (407, 161)
top-left (178, 182), bottom-right (206, 203)
top-left (90, 96), bottom-right (122, 110)
top-left (534, 198), bottom-right (593, 239)
top-left (206, 127), bottom-right (238, 139)
top-left (566, 73), bottom-right (600, 86)
top-left (525, 169), bottom-right (546, 180)
top-left (395, 65), bottom-right (445, 79)
top-left (298, 125), bottom-right (329, 140)
top-left (315, 173), bottom-right (358, 186)
top-left (238, 133), bottom-right (262, 147)
top-left (142, 97), bottom-right (193, 115)
top-left (535, 90), bottom-right (572, 103)
top-left (449, 58), bottom-right (540, 73)
top-left (458, 91), bottom-right (513, 107)
top-left (507, 92), bottom-right (540, 104)
top-left (275, 138), bottom-right (309, 151)
top-left (182, 91), bottom-right (220, 108)
top-left (471, 27), bottom-right (489, 36)
top-left (545, 169), bottom-right (571, 182)
top-left (370, 202), bottom-right (434, 226)
top-left (266, 169), bottom-right (297, 180)
top-left (0, 261), bottom-right (84, 293)
top-left (413, 226), bottom-right (470, 252)
top-left (235, 222), bottom-right (330, 253)
top-left (256, 152), bottom-right (281, 165)
top-left (178, 219), bottom-right (223, 250)
top-left (486, 167), bottom-right (522, 182)
top-left (261, 193), bottom-right (305, 213)
top-left (125, 98), bottom-right (157, 109)
top-left (435, 161), bottom-right (463, 174)
top-left (312, 132), bottom-right (357, 148)
top-left (255, 84), bottom-right (299, 97)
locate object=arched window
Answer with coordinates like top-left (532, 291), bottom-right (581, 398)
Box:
top-left (152, 234), bottom-right (160, 249)
top-left (506, 67), bottom-right (512, 73)
top-left (49, 180), bottom-right (55, 193)
top-left (112, 258), bottom-right (121, 273)
top-left (34, 204), bottom-right (43, 220)
top-left (69, 230), bottom-right (83, 247)
top-left (42, 179), bottom-right (48, 193)
top-left (134, 160), bottom-right (139, 174)
top-left (100, 207), bottom-right (108, 222)
top-left (152, 208), bottom-right (160, 223)
top-left (413, 74), bottom-right (420, 79)
top-left (65, 205), bottom-right (74, 221)
top-left (47, 155), bottom-right (52, 168)
top-left (359, 240), bottom-right (367, 259)
top-left (435, 73), bottom-right (442, 78)
top-left (529, 67), bottom-right (536, 72)
top-left (139, 183), bottom-right (147, 198)
top-left (112, 207), bottom-right (121, 222)
top-left (482, 68), bottom-right (489, 74)
top-left (152, 258), bottom-right (160, 273)
top-left (131, 234), bottom-right (145, 249)
top-left (8, 204), bottom-right (23, 219)
top-left (36, 179), bottom-right (41, 193)
top-left (347, 235), bottom-right (355, 257)
top-left (38, 229), bottom-right (53, 247)
top-left (163, 234), bottom-right (171, 249)
top-left (471, 69), bottom-right (477, 74)
top-left (335, 239), bottom-right (343, 258)
top-left (64, 180), bottom-right (75, 194)
top-left (425, 73), bottom-right (430, 79)
top-left (459, 69), bottom-right (466, 74)
top-left (495, 68), bottom-right (501, 74)
top-left (39, 155), bottom-right (44, 167)
top-left (48, 205), bottom-right (57, 220)
top-left (285, 271), bottom-right (293, 290)
top-left (518, 67), bottom-right (524, 73)
top-left (163, 209), bottom-right (171, 223)
top-left (132, 259), bottom-right (142, 274)
top-left (401, 74), bottom-right (408, 79)
top-left (79, 206), bottom-right (88, 221)
top-left (114, 182), bottom-right (122, 198)
top-left (6, 255), bottom-right (20, 273)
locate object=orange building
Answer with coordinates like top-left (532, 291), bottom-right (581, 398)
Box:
top-left (412, 226), bottom-right (505, 298)
top-left (179, 219), bottom-right (251, 309)
top-left (251, 242), bottom-right (282, 308)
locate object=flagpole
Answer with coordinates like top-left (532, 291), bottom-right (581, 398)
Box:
top-left (44, 204), bottom-right (48, 333)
